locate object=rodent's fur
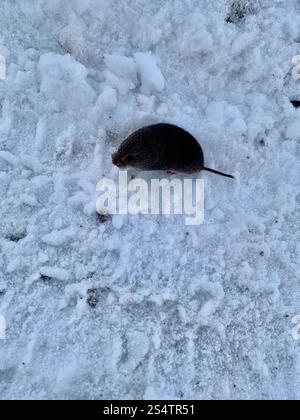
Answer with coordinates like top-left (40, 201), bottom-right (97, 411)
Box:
top-left (112, 123), bottom-right (234, 179)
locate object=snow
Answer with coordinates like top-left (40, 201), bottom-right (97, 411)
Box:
top-left (0, 0), bottom-right (299, 401)
top-left (96, 87), bottom-right (118, 111)
top-left (286, 118), bottom-right (300, 140)
top-left (134, 52), bottom-right (165, 93)
top-left (0, 151), bottom-right (19, 167)
top-left (20, 193), bottom-right (39, 207)
top-left (38, 53), bottom-right (96, 110)
top-left (39, 266), bottom-right (70, 282)
top-left (104, 54), bottom-right (138, 83)
top-left (112, 215), bottom-right (125, 230)
top-left (41, 227), bottom-right (76, 247)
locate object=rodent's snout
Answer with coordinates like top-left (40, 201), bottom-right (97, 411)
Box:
top-left (112, 152), bottom-right (126, 168)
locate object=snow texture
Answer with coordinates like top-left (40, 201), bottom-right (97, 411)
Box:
top-left (0, 0), bottom-right (299, 400)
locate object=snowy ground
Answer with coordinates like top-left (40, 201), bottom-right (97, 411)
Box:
top-left (0, 0), bottom-right (299, 400)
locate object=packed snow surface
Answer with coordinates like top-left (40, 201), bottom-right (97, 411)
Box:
top-left (0, 0), bottom-right (299, 400)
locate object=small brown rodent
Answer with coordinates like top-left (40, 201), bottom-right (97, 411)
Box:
top-left (112, 123), bottom-right (234, 179)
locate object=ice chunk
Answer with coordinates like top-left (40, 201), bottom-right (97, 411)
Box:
top-left (35, 116), bottom-right (47, 153)
top-left (96, 87), bottom-right (118, 111)
top-left (58, 15), bottom-right (85, 61)
top-left (104, 54), bottom-right (138, 83)
top-left (134, 52), bottom-right (165, 94)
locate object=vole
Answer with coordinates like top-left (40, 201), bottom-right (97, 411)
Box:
top-left (112, 123), bottom-right (234, 179)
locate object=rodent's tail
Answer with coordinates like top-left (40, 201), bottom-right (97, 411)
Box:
top-left (202, 167), bottom-right (235, 179)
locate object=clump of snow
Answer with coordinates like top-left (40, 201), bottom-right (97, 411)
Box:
top-left (96, 87), bottom-right (118, 111)
top-left (134, 52), bottom-right (165, 94)
top-left (58, 14), bottom-right (86, 61)
top-left (104, 54), bottom-right (138, 84)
